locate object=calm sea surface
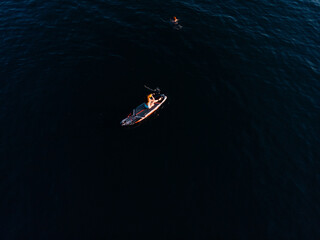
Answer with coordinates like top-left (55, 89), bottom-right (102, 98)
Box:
top-left (1, 0), bottom-right (320, 239)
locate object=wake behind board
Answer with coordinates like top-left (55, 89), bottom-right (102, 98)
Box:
top-left (120, 94), bottom-right (167, 126)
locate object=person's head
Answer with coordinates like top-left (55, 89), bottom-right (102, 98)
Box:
top-left (147, 94), bottom-right (153, 99)
top-left (173, 16), bottom-right (177, 21)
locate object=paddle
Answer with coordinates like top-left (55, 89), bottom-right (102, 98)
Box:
top-left (144, 85), bottom-right (161, 94)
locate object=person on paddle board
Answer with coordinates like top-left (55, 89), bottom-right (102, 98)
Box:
top-left (145, 93), bottom-right (156, 109)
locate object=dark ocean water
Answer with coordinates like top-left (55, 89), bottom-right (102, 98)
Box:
top-left (1, 0), bottom-right (320, 239)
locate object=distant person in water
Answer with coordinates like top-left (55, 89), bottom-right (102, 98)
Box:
top-left (145, 93), bottom-right (155, 109)
top-left (170, 16), bottom-right (182, 30)
top-left (171, 16), bottom-right (179, 24)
